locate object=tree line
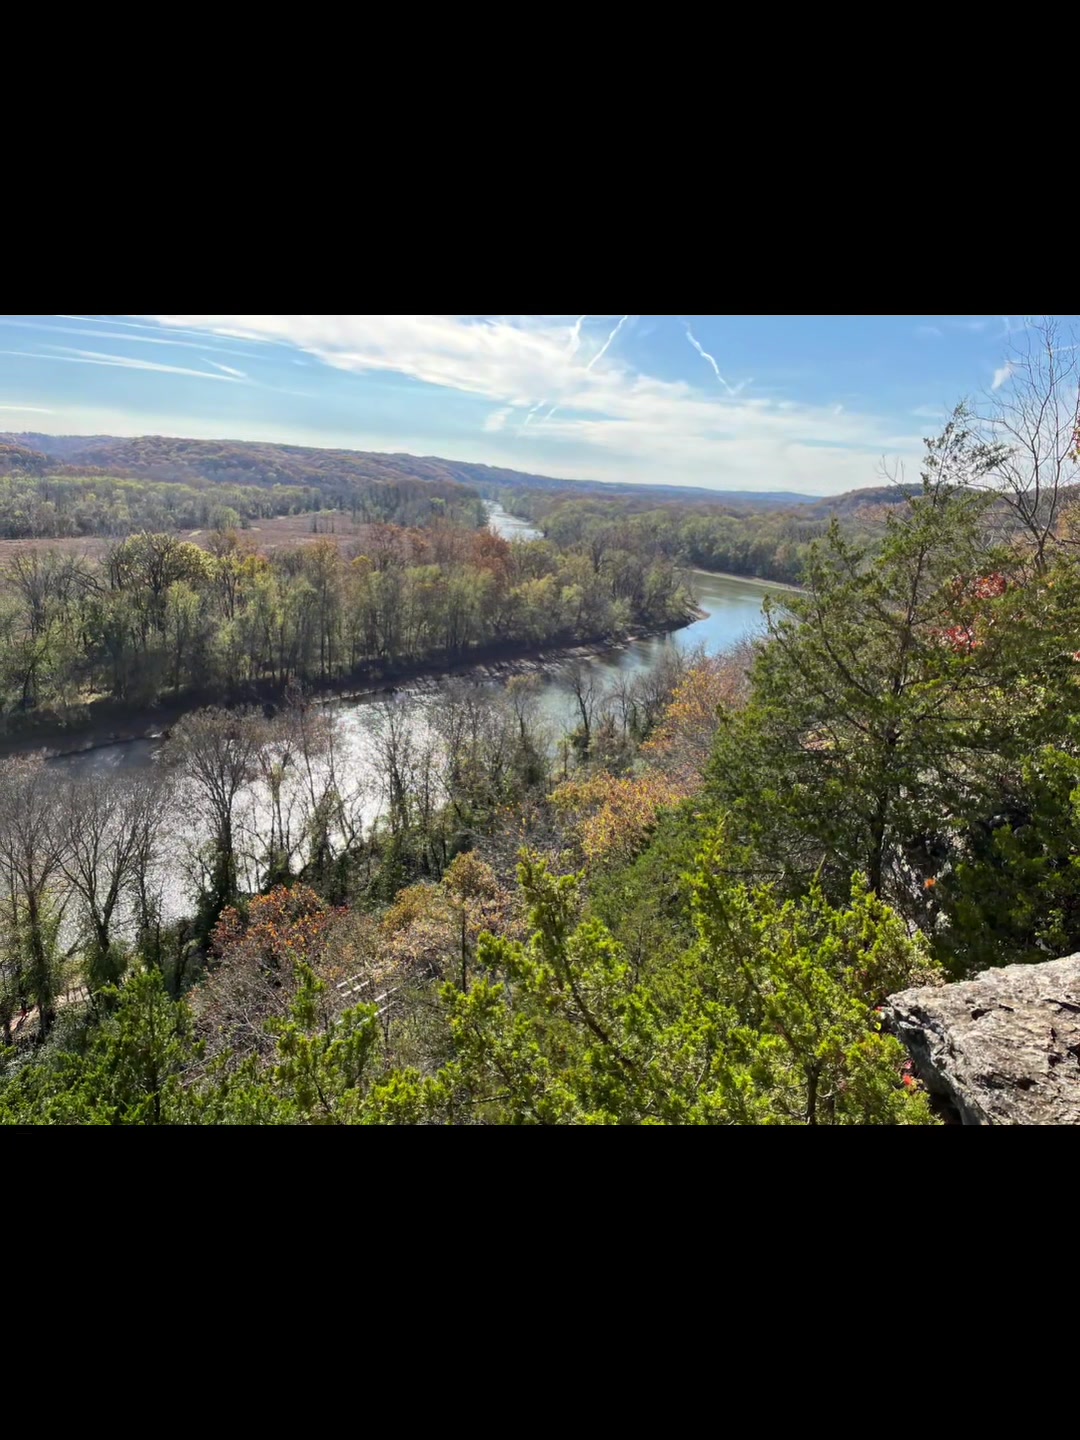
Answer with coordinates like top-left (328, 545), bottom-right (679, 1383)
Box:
top-left (0, 440), bottom-right (487, 539)
top-left (500, 487), bottom-right (859, 585)
top-left (0, 521), bottom-right (691, 729)
top-left (0, 471), bottom-right (487, 540)
top-left (3, 432), bottom-right (503, 517)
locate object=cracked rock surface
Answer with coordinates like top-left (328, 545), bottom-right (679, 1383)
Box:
top-left (884, 954), bottom-right (1080, 1125)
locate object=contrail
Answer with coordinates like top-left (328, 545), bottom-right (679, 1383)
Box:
top-left (685, 322), bottom-right (736, 395)
top-left (585, 314), bottom-right (630, 372)
top-left (567, 315), bottom-right (588, 355)
top-left (522, 402), bottom-right (546, 428)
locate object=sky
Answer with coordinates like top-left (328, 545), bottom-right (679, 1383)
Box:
top-left (0, 314), bottom-right (1055, 496)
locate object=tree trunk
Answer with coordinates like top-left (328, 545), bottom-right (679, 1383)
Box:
top-left (805, 1065), bottom-right (819, 1126)
top-left (867, 788), bottom-right (889, 897)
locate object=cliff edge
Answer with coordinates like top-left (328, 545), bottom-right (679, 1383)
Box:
top-left (884, 954), bottom-right (1080, 1124)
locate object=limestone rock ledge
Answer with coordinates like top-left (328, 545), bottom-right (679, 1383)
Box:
top-left (884, 954), bottom-right (1080, 1125)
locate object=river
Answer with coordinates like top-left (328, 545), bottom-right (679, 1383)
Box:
top-left (49, 505), bottom-right (780, 923)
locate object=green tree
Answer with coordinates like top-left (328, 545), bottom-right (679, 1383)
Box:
top-left (0, 969), bottom-right (199, 1125)
top-left (934, 737), bottom-right (1080, 972)
top-left (709, 416), bottom-right (1026, 915)
top-left (398, 839), bottom-right (939, 1125)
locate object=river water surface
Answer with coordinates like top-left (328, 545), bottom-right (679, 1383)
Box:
top-left (51, 505), bottom-right (781, 922)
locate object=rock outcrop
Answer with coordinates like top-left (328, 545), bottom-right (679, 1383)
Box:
top-left (884, 954), bottom-right (1080, 1125)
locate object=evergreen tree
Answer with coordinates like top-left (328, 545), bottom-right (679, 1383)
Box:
top-left (708, 416), bottom-right (1030, 920)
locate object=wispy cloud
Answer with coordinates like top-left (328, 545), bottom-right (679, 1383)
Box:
top-left (483, 408), bottom-right (512, 433)
top-left (567, 315), bottom-right (587, 356)
top-left (999, 315), bottom-right (1034, 339)
top-left (683, 322), bottom-right (751, 396)
top-left (585, 315), bottom-right (631, 372)
top-left (3, 347), bottom-right (246, 383)
top-left (0, 403), bottom-right (52, 412)
top-left (915, 325), bottom-right (943, 339)
top-left (1, 318), bottom-right (261, 360)
top-left (992, 364), bottom-right (1013, 391)
top-left (57, 314), bottom-right (270, 345)
top-left (205, 359), bottom-right (247, 378)
top-left (144, 315), bottom-right (928, 494)
top-left (685, 324), bottom-right (724, 383)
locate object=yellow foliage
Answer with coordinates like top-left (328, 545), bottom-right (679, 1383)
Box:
top-left (551, 770), bottom-right (687, 865)
top-left (643, 658), bottom-right (745, 781)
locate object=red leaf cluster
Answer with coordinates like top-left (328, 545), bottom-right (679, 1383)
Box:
top-left (934, 573), bottom-right (1008, 652)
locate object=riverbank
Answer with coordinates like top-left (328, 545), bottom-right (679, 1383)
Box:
top-left (0, 609), bottom-right (705, 762)
top-left (689, 567), bottom-right (802, 595)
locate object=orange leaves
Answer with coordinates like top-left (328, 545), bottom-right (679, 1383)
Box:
top-left (970, 573), bottom-right (1007, 601)
top-left (194, 885), bottom-right (348, 1062)
top-left (643, 656), bottom-right (747, 784)
top-left (548, 657), bottom-right (750, 866)
top-left (469, 529), bottom-right (513, 586)
top-left (552, 770), bottom-right (687, 865)
top-left (211, 884), bottom-right (342, 973)
top-left (378, 855), bottom-right (520, 976)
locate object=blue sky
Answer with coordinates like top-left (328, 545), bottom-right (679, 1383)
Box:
top-left (0, 314), bottom-right (1048, 495)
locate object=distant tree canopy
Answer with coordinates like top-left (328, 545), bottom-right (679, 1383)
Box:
top-left (0, 520), bottom-right (691, 725)
top-left (3, 433), bottom-right (494, 507)
top-left (497, 488), bottom-right (882, 585)
top-left (0, 436), bottom-right (486, 539)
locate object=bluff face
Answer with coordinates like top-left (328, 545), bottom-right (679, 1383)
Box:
top-left (885, 955), bottom-right (1080, 1125)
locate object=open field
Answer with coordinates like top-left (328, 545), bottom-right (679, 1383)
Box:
top-left (0, 513), bottom-right (378, 563)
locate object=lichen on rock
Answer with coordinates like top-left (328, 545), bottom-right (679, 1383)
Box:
top-left (884, 954), bottom-right (1080, 1125)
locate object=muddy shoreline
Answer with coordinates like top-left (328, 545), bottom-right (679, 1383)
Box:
top-left (0, 609), bottom-right (706, 762)
top-left (688, 567), bottom-right (802, 594)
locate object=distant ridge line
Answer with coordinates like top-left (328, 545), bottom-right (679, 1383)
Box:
top-left (0, 430), bottom-right (824, 508)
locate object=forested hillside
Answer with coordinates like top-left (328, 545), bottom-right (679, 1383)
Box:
top-left (499, 469), bottom-right (1070, 586)
top-left (1, 431), bottom-right (918, 562)
top-left (8, 432), bottom-right (494, 500)
top-left (0, 435), bottom-right (486, 538)
top-left (498, 487), bottom-right (879, 584)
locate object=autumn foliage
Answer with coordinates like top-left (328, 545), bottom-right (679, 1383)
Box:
top-left (210, 885), bottom-right (343, 974)
top-left (379, 852), bottom-right (520, 981)
top-left (192, 885), bottom-right (347, 1062)
top-left (642, 652), bottom-right (751, 782)
top-left (551, 655), bottom-right (750, 866)
top-left (551, 771), bottom-right (689, 866)
top-left (934, 572), bottom-right (1009, 653)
